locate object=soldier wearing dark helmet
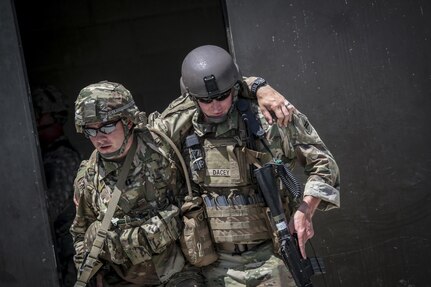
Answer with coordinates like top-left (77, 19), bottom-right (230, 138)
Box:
top-left (70, 66), bottom-right (300, 286)
top-left (32, 84), bottom-right (82, 287)
top-left (70, 81), bottom-right (203, 287)
top-left (152, 45), bottom-right (341, 286)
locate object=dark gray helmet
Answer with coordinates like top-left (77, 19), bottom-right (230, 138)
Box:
top-left (180, 45), bottom-right (241, 98)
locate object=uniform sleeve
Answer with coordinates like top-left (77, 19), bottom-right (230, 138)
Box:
top-left (147, 95), bottom-right (196, 147)
top-left (288, 112), bottom-right (340, 211)
top-left (241, 76), bottom-right (258, 99)
top-left (69, 162), bottom-right (97, 270)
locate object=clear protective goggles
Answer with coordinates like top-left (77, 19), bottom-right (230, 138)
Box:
top-left (83, 119), bottom-right (121, 138)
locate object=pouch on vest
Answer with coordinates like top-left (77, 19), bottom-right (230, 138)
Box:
top-left (141, 204), bottom-right (181, 254)
top-left (179, 197), bottom-right (218, 267)
top-left (201, 137), bottom-right (249, 187)
top-left (84, 220), bottom-right (130, 265)
top-left (119, 226), bottom-right (152, 265)
top-left (118, 204), bottom-right (181, 265)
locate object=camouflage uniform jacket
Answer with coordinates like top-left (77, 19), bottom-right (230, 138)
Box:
top-left (150, 96), bottom-right (340, 211)
top-left (70, 128), bottom-right (184, 285)
top-left (148, 79), bottom-right (258, 149)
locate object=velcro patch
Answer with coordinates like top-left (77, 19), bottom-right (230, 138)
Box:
top-left (208, 169), bottom-right (230, 177)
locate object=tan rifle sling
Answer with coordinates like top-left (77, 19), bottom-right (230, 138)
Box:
top-left (74, 136), bottom-right (138, 287)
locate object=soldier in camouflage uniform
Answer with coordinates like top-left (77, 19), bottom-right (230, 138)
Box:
top-left (70, 81), bottom-right (205, 287)
top-left (150, 45), bottom-right (340, 286)
top-left (32, 84), bottom-right (82, 287)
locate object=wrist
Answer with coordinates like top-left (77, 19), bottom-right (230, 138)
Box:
top-left (250, 77), bottom-right (268, 98)
top-left (304, 195), bottom-right (320, 206)
top-left (302, 195), bottom-right (321, 215)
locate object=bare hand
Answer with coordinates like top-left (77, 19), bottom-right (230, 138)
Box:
top-left (255, 85), bottom-right (296, 127)
top-left (288, 196), bottom-right (321, 258)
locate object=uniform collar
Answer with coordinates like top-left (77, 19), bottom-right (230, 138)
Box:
top-left (97, 155), bottom-right (123, 179)
top-left (192, 108), bottom-right (239, 137)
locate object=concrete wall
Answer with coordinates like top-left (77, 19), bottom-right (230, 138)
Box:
top-left (224, 0), bottom-right (431, 286)
top-left (0, 0), bottom-right (58, 286)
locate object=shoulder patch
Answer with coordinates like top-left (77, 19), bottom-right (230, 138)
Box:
top-left (304, 120), bottom-right (312, 134)
top-left (295, 113), bottom-right (313, 135)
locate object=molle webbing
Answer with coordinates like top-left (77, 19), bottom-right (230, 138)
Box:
top-left (205, 204), bottom-right (270, 244)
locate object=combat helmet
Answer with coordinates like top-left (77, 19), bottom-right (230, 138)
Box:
top-left (75, 81), bottom-right (140, 159)
top-left (74, 81), bottom-right (139, 133)
top-left (31, 84), bottom-right (68, 124)
top-left (180, 45), bottom-right (241, 99)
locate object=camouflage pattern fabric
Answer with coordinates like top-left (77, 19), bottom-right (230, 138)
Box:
top-left (148, 94), bottom-right (196, 148)
top-left (148, 80), bottom-right (254, 149)
top-left (70, 129), bottom-right (185, 286)
top-left (151, 94), bottom-right (340, 210)
top-left (149, 90), bottom-right (340, 286)
top-left (74, 81), bottom-right (140, 132)
top-left (202, 242), bottom-right (296, 287)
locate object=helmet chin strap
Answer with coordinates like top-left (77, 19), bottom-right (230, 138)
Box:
top-left (99, 119), bottom-right (134, 160)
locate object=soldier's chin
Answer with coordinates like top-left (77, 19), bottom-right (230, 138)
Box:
top-left (205, 114), bottom-right (228, 124)
top-left (99, 148), bottom-right (123, 160)
top-left (98, 146), bottom-right (112, 153)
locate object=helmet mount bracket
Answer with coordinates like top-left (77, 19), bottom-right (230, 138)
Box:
top-left (203, 75), bottom-right (220, 96)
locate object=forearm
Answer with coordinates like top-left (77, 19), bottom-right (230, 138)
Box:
top-left (70, 189), bottom-right (97, 269)
top-left (242, 76), bottom-right (274, 99)
top-left (301, 146), bottom-right (340, 210)
top-left (289, 113), bottom-right (340, 210)
top-left (70, 217), bottom-right (87, 269)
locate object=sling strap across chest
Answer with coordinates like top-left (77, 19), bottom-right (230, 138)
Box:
top-left (74, 136), bottom-right (138, 287)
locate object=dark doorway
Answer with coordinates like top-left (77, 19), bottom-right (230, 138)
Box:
top-left (12, 1), bottom-right (228, 286)
top-left (14, 0), bottom-right (229, 158)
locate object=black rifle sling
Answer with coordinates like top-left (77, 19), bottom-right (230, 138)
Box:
top-left (237, 98), bottom-right (276, 157)
top-left (237, 99), bottom-right (302, 199)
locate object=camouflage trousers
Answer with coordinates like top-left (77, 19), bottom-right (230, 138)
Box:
top-left (89, 265), bottom-right (205, 287)
top-left (201, 241), bottom-right (296, 287)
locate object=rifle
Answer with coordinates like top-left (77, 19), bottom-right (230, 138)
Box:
top-left (237, 98), bottom-right (325, 286)
top-left (254, 163), bottom-right (325, 287)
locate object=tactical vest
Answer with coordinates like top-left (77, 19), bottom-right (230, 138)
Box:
top-left (81, 129), bottom-right (184, 284)
top-left (186, 114), bottom-right (274, 245)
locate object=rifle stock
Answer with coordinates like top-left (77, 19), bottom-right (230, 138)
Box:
top-left (254, 163), bottom-right (325, 287)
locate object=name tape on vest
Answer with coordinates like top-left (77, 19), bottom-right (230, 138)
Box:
top-left (208, 169), bottom-right (230, 177)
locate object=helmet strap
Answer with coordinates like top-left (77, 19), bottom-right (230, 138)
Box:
top-left (99, 119), bottom-right (134, 160)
